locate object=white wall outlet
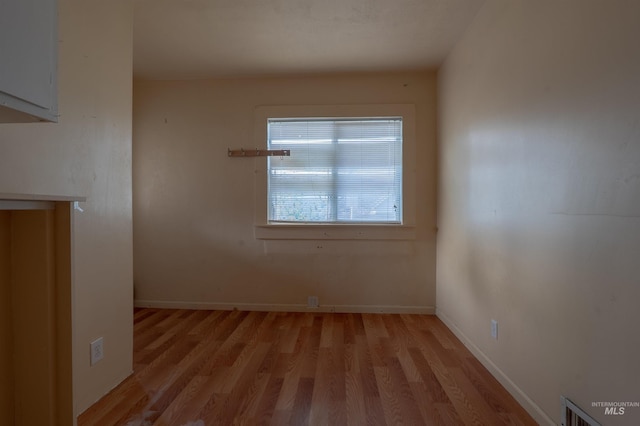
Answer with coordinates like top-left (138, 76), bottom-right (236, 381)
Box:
top-left (90, 337), bottom-right (104, 365)
top-left (491, 319), bottom-right (498, 340)
top-left (307, 296), bottom-right (319, 308)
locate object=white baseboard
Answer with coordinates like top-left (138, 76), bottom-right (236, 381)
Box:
top-left (436, 308), bottom-right (554, 426)
top-left (134, 299), bottom-right (435, 315)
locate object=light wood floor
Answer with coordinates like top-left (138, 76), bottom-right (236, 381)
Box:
top-left (78, 309), bottom-right (537, 425)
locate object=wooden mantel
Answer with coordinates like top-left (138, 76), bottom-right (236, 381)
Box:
top-left (0, 193), bottom-right (86, 210)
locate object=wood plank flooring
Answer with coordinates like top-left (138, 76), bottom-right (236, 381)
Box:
top-left (78, 309), bottom-right (537, 425)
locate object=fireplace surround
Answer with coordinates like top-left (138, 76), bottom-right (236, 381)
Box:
top-left (1, 194), bottom-right (82, 425)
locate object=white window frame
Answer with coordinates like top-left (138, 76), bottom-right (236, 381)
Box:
top-left (253, 104), bottom-right (416, 240)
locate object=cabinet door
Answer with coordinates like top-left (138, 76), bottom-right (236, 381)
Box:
top-left (0, 0), bottom-right (57, 122)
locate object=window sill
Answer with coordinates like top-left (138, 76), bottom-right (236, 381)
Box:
top-left (254, 224), bottom-right (416, 240)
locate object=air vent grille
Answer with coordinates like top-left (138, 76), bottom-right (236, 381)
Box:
top-left (561, 396), bottom-right (601, 426)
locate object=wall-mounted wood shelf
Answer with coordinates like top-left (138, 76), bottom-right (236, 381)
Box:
top-left (228, 148), bottom-right (290, 158)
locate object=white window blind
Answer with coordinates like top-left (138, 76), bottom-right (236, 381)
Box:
top-left (267, 117), bottom-right (403, 223)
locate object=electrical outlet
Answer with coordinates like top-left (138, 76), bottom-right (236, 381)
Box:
top-left (307, 296), bottom-right (319, 308)
top-left (491, 320), bottom-right (498, 340)
top-left (90, 337), bottom-right (104, 365)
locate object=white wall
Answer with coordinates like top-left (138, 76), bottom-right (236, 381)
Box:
top-left (133, 72), bottom-right (437, 312)
top-left (0, 0), bottom-right (133, 418)
top-left (437, 1), bottom-right (640, 424)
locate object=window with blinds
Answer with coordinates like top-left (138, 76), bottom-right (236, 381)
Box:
top-left (267, 117), bottom-right (403, 224)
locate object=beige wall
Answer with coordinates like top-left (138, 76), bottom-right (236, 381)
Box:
top-left (437, 1), bottom-right (640, 425)
top-left (0, 0), bottom-right (133, 419)
top-left (133, 72), bottom-right (437, 312)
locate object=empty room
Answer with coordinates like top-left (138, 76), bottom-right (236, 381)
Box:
top-left (1, 0), bottom-right (639, 425)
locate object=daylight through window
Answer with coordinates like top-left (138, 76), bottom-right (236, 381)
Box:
top-left (267, 118), bottom-right (403, 223)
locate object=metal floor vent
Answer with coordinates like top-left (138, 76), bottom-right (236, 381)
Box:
top-left (561, 396), bottom-right (601, 426)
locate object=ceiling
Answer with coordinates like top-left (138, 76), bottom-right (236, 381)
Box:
top-left (133, 0), bottom-right (484, 80)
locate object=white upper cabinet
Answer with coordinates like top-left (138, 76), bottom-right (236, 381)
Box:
top-left (0, 0), bottom-right (58, 123)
